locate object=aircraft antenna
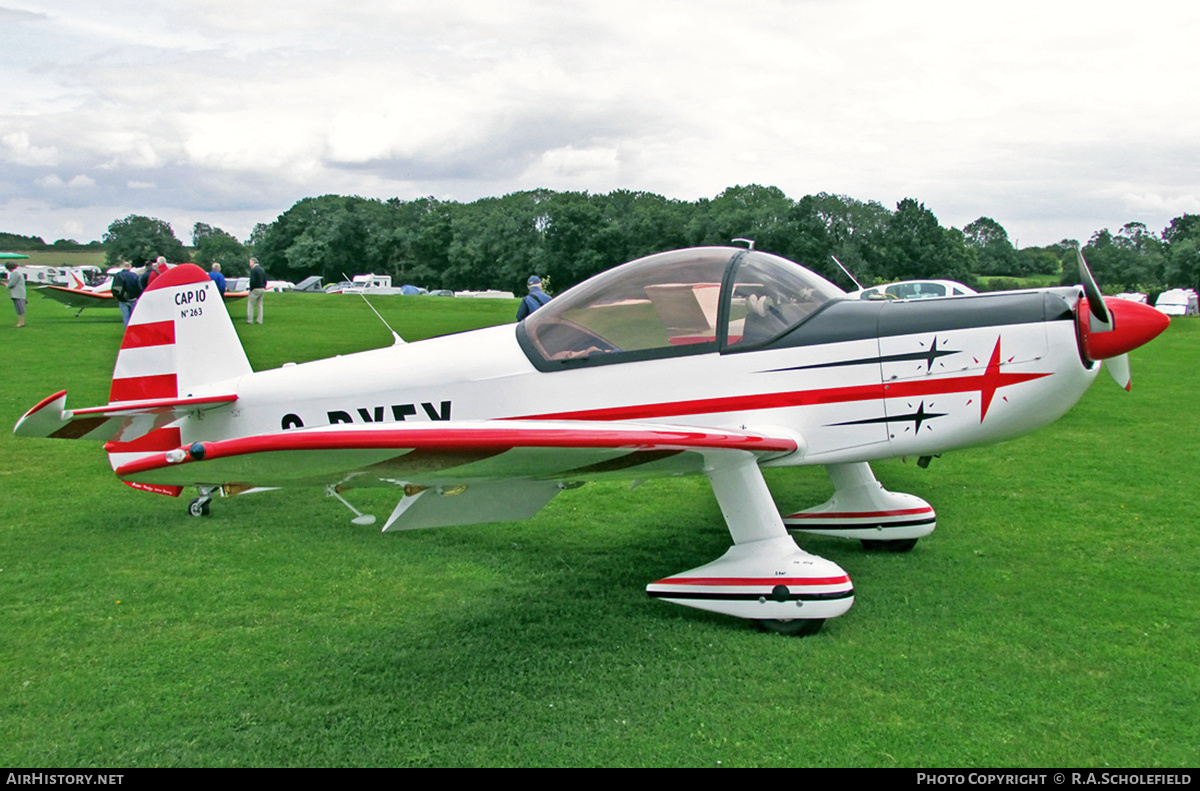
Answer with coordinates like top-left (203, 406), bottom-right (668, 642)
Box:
top-left (831, 255), bottom-right (863, 290)
top-left (732, 238), bottom-right (756, 250)
top-left (343, 272), bottom-right (405, 345)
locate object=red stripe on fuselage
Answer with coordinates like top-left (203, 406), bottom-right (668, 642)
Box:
top-left (514, 367), bottom-right (1051, 422)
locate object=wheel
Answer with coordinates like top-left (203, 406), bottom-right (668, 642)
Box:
top-left (188, 498), bottom-right (211, 517)
top-left (756, 618), bottom-right (825, 637)
top-left (861, 538), bottom-right (918, 553)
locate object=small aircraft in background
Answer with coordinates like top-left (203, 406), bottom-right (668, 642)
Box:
top-left (13, 246), bottom-right (1169, 635)
top-left (39, 265), bottom-right (248, 315)
top-left (37, 268), bottom-right (119, 314)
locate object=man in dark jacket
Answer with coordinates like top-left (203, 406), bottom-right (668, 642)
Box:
top-left (111, 261), bottom-right (143, 326)
top-left (247, 258), bottom-right (267, 324)
top-left (516, 275), bottom-right (551, 320)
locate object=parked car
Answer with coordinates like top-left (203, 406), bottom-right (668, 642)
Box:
top-left (1154, 288), bottom-right (1199, 316)
top-left (847, 280), bottom-right (977, 301)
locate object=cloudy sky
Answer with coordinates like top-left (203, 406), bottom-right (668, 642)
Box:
top-left (3, 0), bottom-right (1199, 249)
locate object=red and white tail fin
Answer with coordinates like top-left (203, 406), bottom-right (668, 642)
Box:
top-left (104, 264), bottom-right (252, 491)
top-left (13, 264), bottom-right (252, 495)
top-left (112, 264), bottom-right (251, 402)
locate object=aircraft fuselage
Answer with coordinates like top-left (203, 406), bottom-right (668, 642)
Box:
top-left (195, 288), bottom-right (1098, 471)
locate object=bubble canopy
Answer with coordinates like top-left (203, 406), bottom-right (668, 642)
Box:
top-left (517, 247), bottom-right (844, 370)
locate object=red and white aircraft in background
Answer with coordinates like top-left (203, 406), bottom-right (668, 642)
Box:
top-left (14, 247), bottom-right (1169, 635)
top-left (39, 266), bottom-right (248, 315)
top-left (37, 268), bottom-right (118, 314)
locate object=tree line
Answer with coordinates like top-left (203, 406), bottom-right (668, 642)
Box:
top-left (67, 185), bottom-right (1200, 297)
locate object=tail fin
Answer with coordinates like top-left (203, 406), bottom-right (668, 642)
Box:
top-left (14, 265), bottom-right (251, 494)
top-left (112, 264), bottom-right (251, 402)
top-left (104, 264), bottom-right (251, 490)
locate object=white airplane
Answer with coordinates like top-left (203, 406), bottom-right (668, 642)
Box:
top-left (37, 268), bottom-right (118, 314)
top-left (13, 247), bottom-right (1169, 635)
top-left (39, 266), bottom-right (248, 315)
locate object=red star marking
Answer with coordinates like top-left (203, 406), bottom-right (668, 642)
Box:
top-left (977, 336), bottom-right (1030, 422)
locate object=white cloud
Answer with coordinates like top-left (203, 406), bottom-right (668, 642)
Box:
top-left (4, 0), bottom-right (1200, 246)
top-left (2, 132), bottom-right (59, 167)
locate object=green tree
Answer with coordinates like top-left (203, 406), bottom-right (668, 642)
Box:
top-left (1080, 224), bottom-right (1162, 291)
top-left (963, 216), bottom-right (1022, 276)
top-left (256, 195), bottom-right (399, 284)
top-left (192, 223), bottom-right (249, 275)
top-left (800, 193), bottom-right (891, 287)
top-left (1162, 214), bottom-right (1200, 292)
top-left (868, 199), bottom-right (973, 284)
top-left (103, 215), bottom-right (188, 267)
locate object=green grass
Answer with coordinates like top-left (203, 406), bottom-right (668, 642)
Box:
top-left (1, 294), bottom-right (1197, 767)
top-left (9, 250), bottom-right (108, 268)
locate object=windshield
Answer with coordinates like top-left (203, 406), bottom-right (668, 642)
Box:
top-left (519, 247), bottom-right (842, 368)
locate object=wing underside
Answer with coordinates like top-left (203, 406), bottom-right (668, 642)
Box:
top-left (114, 420), bottom-right (801, 490)
top-left (38, 286), bottom-right (116, 309)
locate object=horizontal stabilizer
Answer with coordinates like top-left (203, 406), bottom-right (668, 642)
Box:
top-left (12, 389), bottom-right (238, 443)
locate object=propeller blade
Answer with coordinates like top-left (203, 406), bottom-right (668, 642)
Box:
top-left (1076, 247), bottom-right (1112, 332)
top-left (1105, 353), bottom-right (1132, 391)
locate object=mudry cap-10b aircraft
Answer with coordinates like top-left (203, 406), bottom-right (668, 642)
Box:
top-left (14, 246), bottom-right (1170, 635)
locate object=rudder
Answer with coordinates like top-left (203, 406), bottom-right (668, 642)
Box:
top-left (113, 264), bottom-right (251, 402)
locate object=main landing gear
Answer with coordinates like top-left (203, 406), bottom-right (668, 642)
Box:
top-left (646, 452), bottom-right (855, 636)
top-left (783, 462), bottom-right (936, 552)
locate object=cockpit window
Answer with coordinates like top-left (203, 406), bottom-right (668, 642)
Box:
top-left (723, 251), bottom-right (841, 349)
top-left (520, 249), bottom-right (732, 367)
top-left (518, 247), bottom-right (842, 369)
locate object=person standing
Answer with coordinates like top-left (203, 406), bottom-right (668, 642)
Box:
top-left (111, 261), bottom-right (143, 326)
top-left (516, 275), bottom-right (551, 320)
top-left (247, 258), bottom-right (267, 324)
top-left (209, 262), bottom-right (227, 296)
top-left (144, 256), bottom-right (168, 289)
top-left (5, 263), bottom-right (26, 327)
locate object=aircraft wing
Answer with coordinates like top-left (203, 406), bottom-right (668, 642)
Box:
top-left (114, 420), bottom-right (800, 486)
top-left (37, 285), bottom-right (117, 309)
top-left (112, 420), bottom-right (802, 528)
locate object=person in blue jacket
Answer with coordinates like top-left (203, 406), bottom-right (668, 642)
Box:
top-left (517, 275), bottom-right (551, 320)
top-left (208, 262), bottom-right (226, 295)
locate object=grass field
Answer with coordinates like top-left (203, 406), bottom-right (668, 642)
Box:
top-left (7, 250), bottom-right (108, 269)
top-left (1, 291), bottom-right (1197, 768)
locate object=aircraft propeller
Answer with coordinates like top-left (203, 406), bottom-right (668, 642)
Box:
top-left (1074, 247), bottom-right (1169, 391)
top-left (1077, 247), bottom-right (1112, 333)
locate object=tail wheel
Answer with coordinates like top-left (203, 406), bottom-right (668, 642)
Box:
top-left (188, 497), bottom-right (211, 517)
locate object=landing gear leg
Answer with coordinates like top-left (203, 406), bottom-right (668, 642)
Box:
top-left (325, 485), bottom-right (377, 526)
top-left (646, 451), bottom-right (854, 635)
top-left (783, 462), bottom-right (936, 549)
